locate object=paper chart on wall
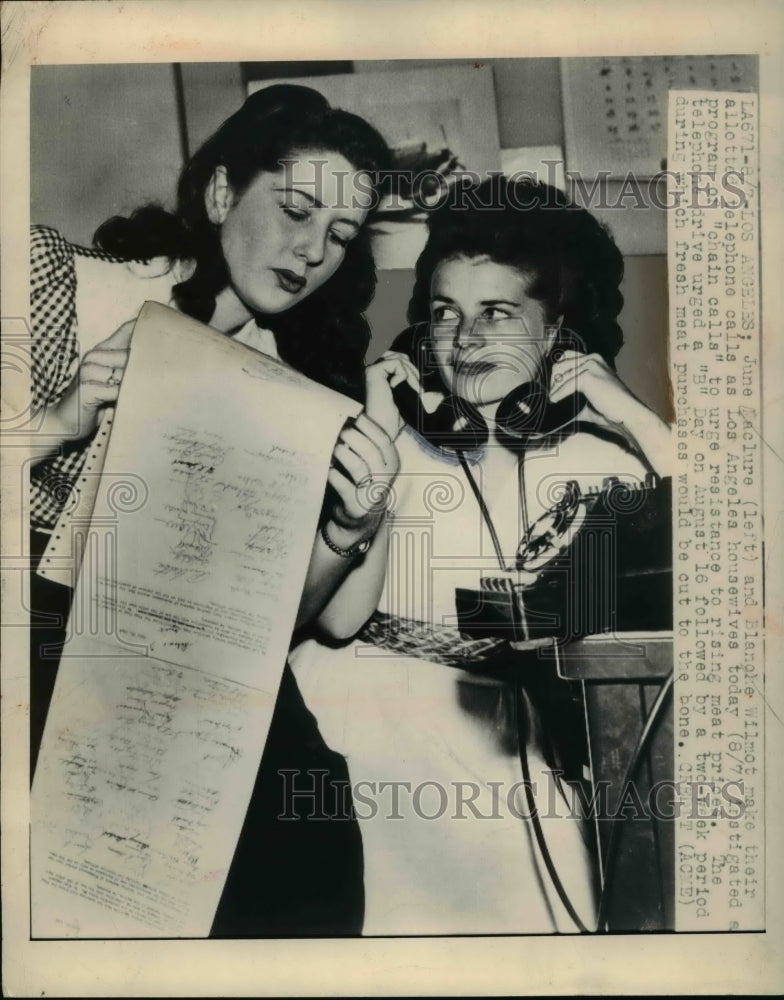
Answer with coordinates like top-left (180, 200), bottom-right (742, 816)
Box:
top-left (561, 55), bottom-right (757, 179)
top-left (31, 302), bottom-right (360, 937)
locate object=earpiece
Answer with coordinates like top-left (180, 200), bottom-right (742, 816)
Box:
top-left (494, 380), bottom-right (586, 448)
top-left (389, 325), bottom-right (586, 452)
top-left (392, 380), bottom-right (489, 451)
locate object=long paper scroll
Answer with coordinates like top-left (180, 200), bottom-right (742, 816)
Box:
top-left (31, 303), bottom-right (359, 937)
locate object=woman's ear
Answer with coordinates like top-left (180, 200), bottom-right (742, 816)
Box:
top-left (205, 166), bottom-right (234, 225)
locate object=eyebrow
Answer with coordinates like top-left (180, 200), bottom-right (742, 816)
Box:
top-left (432, 295), bottom-right (522, 307)
top-left (274, 186), bottom-right (362, 230)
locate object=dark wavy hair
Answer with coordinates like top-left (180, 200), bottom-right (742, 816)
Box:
top-left (406, 176), bottom-right (625, 375)
top-left (94, 84), bottom-right (392, 400)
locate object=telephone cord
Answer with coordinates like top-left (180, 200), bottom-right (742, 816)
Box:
top-left (456, 450), bottom-right (507, 571)
top-left (515, 681), bottom-right (591, 933)
top-left (457, 449), bottom-right (590, 931)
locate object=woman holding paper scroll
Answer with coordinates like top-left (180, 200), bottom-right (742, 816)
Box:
top-left (26, 85), bottom-right (419, 934)
top-left (27, 84), bottom-right (408, 750)
top-left (289, 177), bottom-right (673, 935)
top-left (29, 82), bottom-right (402, 582)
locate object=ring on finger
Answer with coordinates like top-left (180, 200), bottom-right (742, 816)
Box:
top-left (106, 367), bottom-right (121, 387)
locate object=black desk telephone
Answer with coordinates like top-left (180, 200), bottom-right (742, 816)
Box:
top-left (389, 324), bottom-right (586, 451)
top-left (455, 474), bottom-right (673, 643)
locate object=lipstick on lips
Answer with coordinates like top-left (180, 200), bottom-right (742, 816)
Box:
top-left (273, 268), bottom-right (306, 294)
top-left (455, 356), bottom-right (496, 378)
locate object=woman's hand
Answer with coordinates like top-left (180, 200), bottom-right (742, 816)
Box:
top-left (549, 350), bottom-right (640, 425)
top-left (321, 349), bottom-right (419, 547)
top-left (304, 352), bottom-right (419, 626)
top-left (300, 399), bottom-right (406, 628)
top-left (324, 412), bottom-right (401, 549)
top-left (48, 320), bottom-right (135, 442)
top-left (364, 350), bottom-right (421, 441)
top-left (549, 349), bottom-right (674, 476)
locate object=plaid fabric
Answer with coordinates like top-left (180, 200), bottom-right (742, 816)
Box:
top-left (357, 611), bottom-right (507, 668)
top-left (29, 226), bottom-right (124, 529)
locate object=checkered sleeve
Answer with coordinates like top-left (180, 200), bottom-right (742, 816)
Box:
top-left (29, 226), bottom-right (121, 529)
top-left (30, 225), bottom-right (81, 411)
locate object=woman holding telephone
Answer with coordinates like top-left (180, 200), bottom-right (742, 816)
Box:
top-left (290, 177), bottom-right (673, 935)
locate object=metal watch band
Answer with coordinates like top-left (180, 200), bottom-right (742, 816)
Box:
top-left (320, 520), bottom-right (372, 559)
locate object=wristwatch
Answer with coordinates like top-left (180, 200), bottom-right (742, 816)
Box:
top-left (320, 520), bottom-right (372, 559)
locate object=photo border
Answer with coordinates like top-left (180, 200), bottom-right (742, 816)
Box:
top-left (2, 1), bottom-right (782, 995)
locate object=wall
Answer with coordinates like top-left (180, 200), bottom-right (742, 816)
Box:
top-left (354, 57), bottom-right (564, 148)
top-left (179, 62), bottom-right (245, 156)
top-left (31, 64), bottom-right (183, 245)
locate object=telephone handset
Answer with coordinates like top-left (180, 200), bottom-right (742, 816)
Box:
top-left (391, 379), bottom-right (489, 452)
top-left (389, 325), bottom-right (586, 451)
